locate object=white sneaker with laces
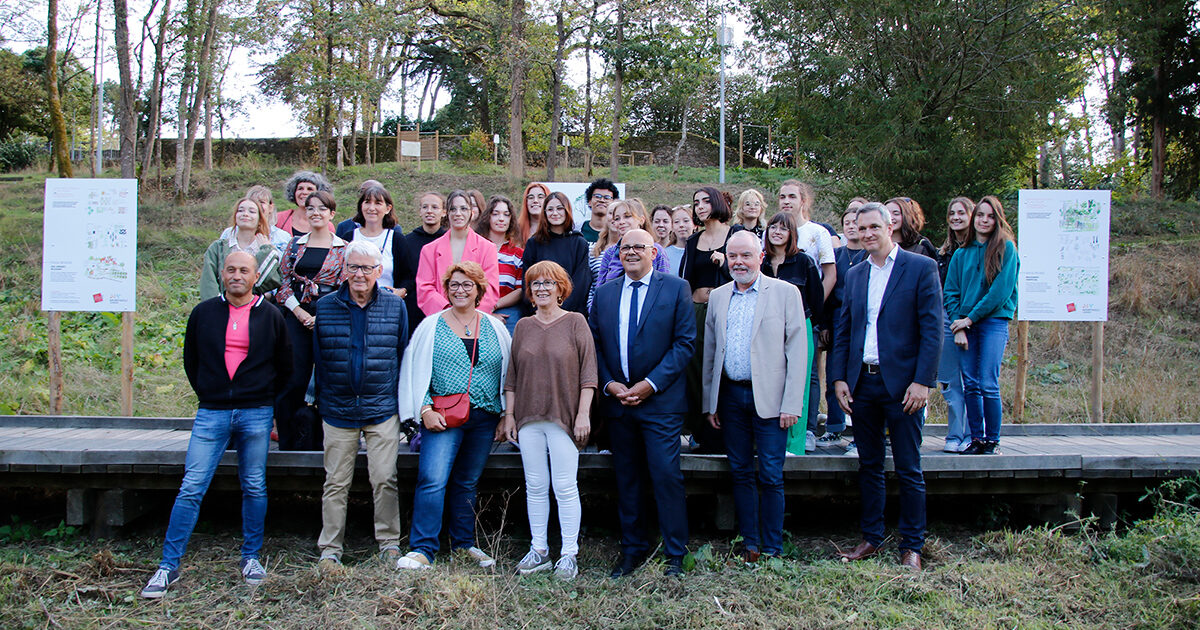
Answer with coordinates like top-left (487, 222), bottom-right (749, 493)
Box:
top-left (554, 554), bottom-right (578, 580)
top-left (140, 567), bottom-right (179, 599)
top-left (805, 430), bottom-right (817, 453)
top-left (396, 551), bottom-right (432, 570)
top-left (943, 438), bottom-right (962, 453)
top-left (516, 548), bottom-right (552, 575)
top-left (465, 546), bottom-right (496, 568)
top-left (240, 558), bottom-right (266, 585)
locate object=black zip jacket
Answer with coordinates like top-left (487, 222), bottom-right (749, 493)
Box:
top-left (184, 294), bottom-right (293, 409)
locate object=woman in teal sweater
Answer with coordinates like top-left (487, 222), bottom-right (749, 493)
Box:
top-left (943, 195), bottom-right (1018, 455)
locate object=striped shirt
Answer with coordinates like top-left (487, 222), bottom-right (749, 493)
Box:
top-left (498, 242), bottom-right (524, 298)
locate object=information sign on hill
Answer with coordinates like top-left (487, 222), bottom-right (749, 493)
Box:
top-left (41, 179), bottom-right (139, 312)
top-left (1017, 189), bottom-right (1110, 322)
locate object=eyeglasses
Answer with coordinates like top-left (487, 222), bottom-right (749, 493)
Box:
top-left (448, 281), bottom-right (475, 292)
top-left (619, 244), bottom-right (651, 253)
top-left (591, 194), bottom-right (614, 202)
top-left (346, 264), bottom-right (379, 275)
top-left (530, 280), bottom-right (558, 290)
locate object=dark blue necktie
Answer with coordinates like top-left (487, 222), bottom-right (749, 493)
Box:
top-left (627, 280), bottom-right (644, 380)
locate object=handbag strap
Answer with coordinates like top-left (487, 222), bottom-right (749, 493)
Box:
top-left (463, 312), bottom-right (479, 399)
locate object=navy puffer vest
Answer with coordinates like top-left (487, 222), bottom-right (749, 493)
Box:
top-left (314, 283), bottom-right (408, 426)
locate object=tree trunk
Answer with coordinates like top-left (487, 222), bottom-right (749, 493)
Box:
top-left (336, 97), bottom-right (345, 171)
top-left (545, 8), bottom-right (566, 181)
top-left (179, 0), bottom-right (220, 197)
top-left (46, 0), bottom-right (73, 178)
top-left (1150, 61), bottom-right (1165, 200)
top-left (173, 0), bottom-right (200, 198)
top-left (508, 0), bottom-right (526, 179)
top-left (609, 0), bottom-right (624, 180)
top-left (112, 0), bottom-right (137, 178)
top-left (582, 0), bottom-right (597, 176)
top-left (142, 0), bottom-right (169, 179)
top-left (350, 98), bottom-right (358, 167)
top-left (203, 90), bottom-right (213, 171)
top-left (1037, 140), bottom-right (1049, 189)
top-left (672, 94), bottom-right (692, 176)
top-left (478, 74), bottom-right (491, 134)
top-left (1079, 94), bottom-right (1094, 169)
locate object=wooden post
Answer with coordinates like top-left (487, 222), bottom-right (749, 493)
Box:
top-left (494, 139), bottom-right (499, 165)
top-left (738, 123), bottom-right (743, 169)
top-left (1090, 322), bottom-right (1104, 422)
top-left (434, 130), bottom-right (440, 161)
top-left (120, 312), bottom-right (134, 416)
top-left (766, 125), bottom-right (772, 168)
top-left (1013, 320), bottom-right (1029, 421)
top-left (415, 121), bottom-right (421, 166)
top-left (48, 312), bottom-right (63, 413)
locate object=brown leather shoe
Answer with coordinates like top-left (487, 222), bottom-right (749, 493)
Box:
top-left (838, 541), bottom-right (878, 562)
top-left (900, 550), bottom-right (922, 571)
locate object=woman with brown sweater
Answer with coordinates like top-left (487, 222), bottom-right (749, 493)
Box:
top-left (499, 260), bottom-right (597, 581)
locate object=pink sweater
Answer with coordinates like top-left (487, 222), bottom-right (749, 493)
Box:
top-left (416, 229), bottom-right (500, 314)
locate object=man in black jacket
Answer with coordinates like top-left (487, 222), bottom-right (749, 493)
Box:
top-left (313, 241), bottom-right (409, 568)
top-left (142, 251), bottom-right (292, 598)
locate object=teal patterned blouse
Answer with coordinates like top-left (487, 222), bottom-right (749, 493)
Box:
top-left (423, 316), bottom-right (504, 415)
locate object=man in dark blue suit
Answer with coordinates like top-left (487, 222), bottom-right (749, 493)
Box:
top-left (830, 203), bottom-right (942, 572)
top-left (591, 228), bottom-right (696, 578)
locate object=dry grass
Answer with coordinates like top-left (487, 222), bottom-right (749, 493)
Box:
top-left (1, 524), bottom-right (1198, 629)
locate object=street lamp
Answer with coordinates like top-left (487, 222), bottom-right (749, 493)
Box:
top-left (718, 19), bottom-right (733, 183)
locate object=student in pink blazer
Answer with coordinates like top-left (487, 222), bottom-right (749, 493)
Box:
top-left (417, 190), bottom-right (500, 314)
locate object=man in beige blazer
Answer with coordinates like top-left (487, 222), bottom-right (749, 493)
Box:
top-left (702, 230), bottom-right (808, 561)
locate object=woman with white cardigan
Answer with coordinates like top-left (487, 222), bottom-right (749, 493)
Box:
top-left (397, 261), bottom-right (512, 571)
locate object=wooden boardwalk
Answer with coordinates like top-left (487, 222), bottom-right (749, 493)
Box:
top-left (2, 415), bottom-right (1196, 531)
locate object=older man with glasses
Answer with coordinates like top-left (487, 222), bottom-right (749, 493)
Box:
top-left (312, 240), bottom-right (410, 568)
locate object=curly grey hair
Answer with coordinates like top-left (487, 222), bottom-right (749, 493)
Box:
top-left (283, 171), bottom-right (332, 205)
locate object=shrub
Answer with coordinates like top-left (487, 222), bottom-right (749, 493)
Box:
top-left (449, 130), bottom-right (490, 164)
top-left (0, 134), bottom-right (43, 173)
top-left (1100, 475), bottom-right (1200, 582)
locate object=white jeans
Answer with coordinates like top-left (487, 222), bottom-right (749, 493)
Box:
top-left (517, 422), bottom-right (581, 556)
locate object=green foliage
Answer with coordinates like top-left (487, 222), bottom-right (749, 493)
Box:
top-left (0, 134), bottom-right (41, 172)
top-left (449, 130), bottom-right (491, 164)
top-left (1101, 476), bottom-right (1200, 581)
top-left (0, 517), bottom-right (76, 543)
top-left (745, 0), bottom-right (1088, 219)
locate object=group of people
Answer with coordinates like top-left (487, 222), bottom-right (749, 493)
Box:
top-left (140, 172), bottom-right (1019, 597)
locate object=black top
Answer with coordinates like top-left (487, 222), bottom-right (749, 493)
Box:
top-left (522, 230), bottom-right (593, 316)
top-left (902, 236), bottom-right (938, 261)
top-left (681, 224), bottom-right (745, 291)
top-left (184, 295), bottom-right (293, 409)
top-left (403, 227), bottom-right (447, 328)
top-left (295, 247), bottom-right (328, 280)
top-left (827, 246), bottom-right (869, 329)
top-left (763, 252), bottom-right (824, 323)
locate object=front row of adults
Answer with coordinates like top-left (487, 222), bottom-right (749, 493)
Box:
top-left (143, 208), bottom-right (942, 597)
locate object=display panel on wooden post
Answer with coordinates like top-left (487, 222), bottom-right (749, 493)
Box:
top-left (41, 179), bottom-right (139, 414)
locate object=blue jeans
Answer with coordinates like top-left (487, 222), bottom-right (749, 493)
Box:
top-left (159, 405), bottom-right (274, 570)
top-left (494, 305), bottom-right (521, 337)
top-left (938, 314), bottom-right (968, 445)
top-left (718, 380), bottom-right (788, 555)
top-left (850, 372), bottom-right (926, 553)
top-left (959, 317), bottom-right (1010, 442)
top-left (408, 407), bottom-right (500, 562)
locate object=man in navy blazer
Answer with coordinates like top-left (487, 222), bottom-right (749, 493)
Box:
top-left (830, 203), bottom-right (942, 572)
top-left (591, 229), bottom-right (696, 578)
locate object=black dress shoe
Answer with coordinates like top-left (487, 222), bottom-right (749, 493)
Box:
top-left (610, 553), bottom-right (647, 579)
top-left (664, 555), bottom-right (684, 577)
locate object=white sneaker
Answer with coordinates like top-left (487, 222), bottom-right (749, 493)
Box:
top-left (464, 546), bottom-right (496, 568)
top-left (554, 554), bottom-right (578, 580)
top-left (240, 558), bottom-right (266, 585)
top-left (396, 551), bottom-right (432, 570)
top-left (805, 430), bottom-right (817, 453)
top-left (942, 439), bottom-right (962, 453)
top-left (515, 548), bottom-right (552, 575)
top-left (140, 567), bottom-right (179, 599)
top-left (843, 442), bottom-right (858, 457)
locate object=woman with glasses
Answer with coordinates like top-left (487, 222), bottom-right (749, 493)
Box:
top-left (593, 198), bottom-right (671, 287)
top-left (397, 262), bottom-right (512, 570)
top-left (275, 190), bottom-right (347, 450)
top-left (499, 261), bottom-right (596, 580)
top-left (521, 192), bottom-right (592, 317)
top-left (416, 190), bottom-right (500, 315)
top-left (734, 189), bottom-right (767, 240)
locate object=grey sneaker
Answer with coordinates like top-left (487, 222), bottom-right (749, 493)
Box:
top-left (463, 546), bottom-right (496, 568)
top-left (805, 430), bottom-right (817, 453)
top-left (140, 567), bottom-right (179, 599)
top-left (516, 548), bottom-right (552, 575)
top-left (380, 546), bottom-right (402, 563)
top-left (240, 558), bottom-right (266, 585)
top-left (816, 431), bottom-right (843, 447)
top-left (843, 441), bottom-right (858, 457)
top-left (554, 554), bottom-right (578, 581)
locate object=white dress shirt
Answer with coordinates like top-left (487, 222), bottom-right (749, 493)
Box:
top-left (863, 244), bottom-right (899, 365)
top-left (618, 269), bottom-right (654, 381)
